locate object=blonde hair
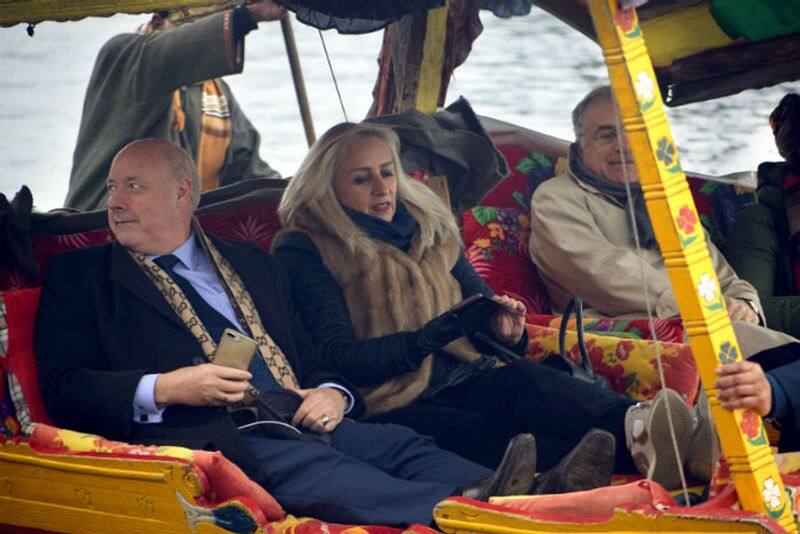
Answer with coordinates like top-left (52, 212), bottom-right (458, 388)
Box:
top-left (278, 122), bottom-right (459, 252)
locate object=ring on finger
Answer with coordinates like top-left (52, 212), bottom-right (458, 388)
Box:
top-left (319, 413), bottom-right (330, 426)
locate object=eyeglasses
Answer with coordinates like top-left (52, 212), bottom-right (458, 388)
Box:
top-left (591, 128), bottom-right (620, 144)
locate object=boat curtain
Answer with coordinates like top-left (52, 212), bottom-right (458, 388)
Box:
top-left (277, 0), bottom-right (532, 34)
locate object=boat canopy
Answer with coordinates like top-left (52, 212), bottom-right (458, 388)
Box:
top-left (534, 0), bottom-right (800, 105)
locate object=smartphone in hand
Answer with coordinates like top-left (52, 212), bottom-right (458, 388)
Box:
top-left (213, 328), bottom-right (257, 370)
top-left (450, 293), bottom-right (501, 323)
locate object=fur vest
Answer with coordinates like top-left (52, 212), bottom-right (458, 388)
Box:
top-left (282, 204), bottom-right (483, 416)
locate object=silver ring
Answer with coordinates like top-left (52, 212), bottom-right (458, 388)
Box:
top-left (320, 414), bottom-right (330, 426)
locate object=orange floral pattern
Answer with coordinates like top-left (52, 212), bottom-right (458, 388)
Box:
top-left (740, 411), bottom-right (760, 441)
top-left (525, 323), bottom-right (699, 402)
top-left (676, 205), bottom-right (698, 235)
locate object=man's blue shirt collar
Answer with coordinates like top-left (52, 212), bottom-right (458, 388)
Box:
top-left (148, 233), bottom-right (200, 270)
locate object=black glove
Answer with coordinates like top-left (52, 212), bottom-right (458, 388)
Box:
top-left (416, 311), bottom-right (466, 353)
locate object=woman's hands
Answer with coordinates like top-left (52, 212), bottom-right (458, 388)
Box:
top-left (490, 295), bottom-right (527, 346)
top-left (290, 387), bottom-right (348, 433)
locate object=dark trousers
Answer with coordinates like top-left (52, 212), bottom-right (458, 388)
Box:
top-left (369, 359), bottom-right (637, 472)
top-left (244, 418), bottom-right (491, 527)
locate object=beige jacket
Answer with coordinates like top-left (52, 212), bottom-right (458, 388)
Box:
top-left (528, 170), bottom-right (799, 356)
top-left (528, 171), bottom-right (760, 318)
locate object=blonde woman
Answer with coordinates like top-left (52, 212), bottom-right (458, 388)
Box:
top-left (273, 122), bottom-right (707, 491)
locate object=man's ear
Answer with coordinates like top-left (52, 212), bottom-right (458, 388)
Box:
top-left (176, 178), bottom-right (193, 204)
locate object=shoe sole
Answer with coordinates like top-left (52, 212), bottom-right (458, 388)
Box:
top-left (647, 389), bottom-right (693, 490)
top-left (561, 430), bottom-right (615, 492)
top-left (489, 434), bottom-right (537, 498)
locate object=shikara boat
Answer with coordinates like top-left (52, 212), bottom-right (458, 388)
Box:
top-left (0, 1), bottom-right (799, 533)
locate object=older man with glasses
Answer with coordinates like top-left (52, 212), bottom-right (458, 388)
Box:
top-left (529, 85), bottom-right (800, 455)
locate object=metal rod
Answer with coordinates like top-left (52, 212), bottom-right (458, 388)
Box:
top-left (280, 13), bottom-right (316, 147)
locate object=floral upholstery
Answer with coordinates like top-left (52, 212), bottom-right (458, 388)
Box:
top-left (526, 325), bottom-right (698, 403)
top-left (461, 206), bottom-right (549, 314)
top-left (460, 199), bottom-right (698, 402)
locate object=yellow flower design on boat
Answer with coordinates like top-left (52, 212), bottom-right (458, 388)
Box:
top-left (634, 71), bottom-right (656, 112)
top-left (675, 204), bottom-right (698, 246)
top-left (697, 274), bottom-right (718, 303)
top-left (762, 476), bottom-right (787, 519)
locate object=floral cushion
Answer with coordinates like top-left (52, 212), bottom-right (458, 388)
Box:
top-left (525, 314), bottom-right (685, 344)
top-left (460, 201), bottom-right (699, 402)
top-left (461, 206), bottom-right (550, 314)
top-left (2, 288), bottom-right (51, 438)
top-left (525, 323), bottom-right (699, 403)
top-left (480, 146), bottom-right (563, 211)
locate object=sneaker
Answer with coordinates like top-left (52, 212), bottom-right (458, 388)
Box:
top-left (529, 428), bottom-right (615, 495)
top-left (685, 389), bottom-right (719, 483)
top-left (462, 433), bottom-right (537, 501)
top-left (625, 388), bottom-right (693, 490)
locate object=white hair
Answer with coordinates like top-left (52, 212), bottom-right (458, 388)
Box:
top-left (572, 85), bottom-right (614, 139)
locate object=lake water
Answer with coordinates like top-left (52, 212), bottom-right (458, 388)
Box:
top-left (0, 7), bottom-right (797, 210)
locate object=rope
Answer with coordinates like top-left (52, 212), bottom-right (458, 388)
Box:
top-left (317, 30), bottom-right (349, 122)
top-left (611, 101), bottom-right (691, 504)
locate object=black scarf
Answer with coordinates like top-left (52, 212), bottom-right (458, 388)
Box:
top-left (343, 202), bottom-right (419, 252)
top-left (569, 144), bottom-right (659, 250)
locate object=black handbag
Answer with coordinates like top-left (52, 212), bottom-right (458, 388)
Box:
top-left (231, 389), bottom-right (331, 445)
top-left (558, 298), bottom-right (611, 390)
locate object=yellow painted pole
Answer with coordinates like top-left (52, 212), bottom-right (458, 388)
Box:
top-left (415, 0), bottom-right (450, 115)
top-left (587, 2), bottom-right (797, 531)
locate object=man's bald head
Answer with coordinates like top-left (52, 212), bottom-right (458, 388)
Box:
top-left (112, 139), bottom-right (201, 207)
top-left (106, 139), bottom-right (198, 255)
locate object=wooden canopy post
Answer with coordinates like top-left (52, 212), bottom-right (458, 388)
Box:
top-left (415, 0), bottom-right (450, 115)
top-left (280, 12), bottom-right (316, 147)
top-left (587, 1), bottom-right (796, 530)
top-left (369, 0), bottom-right (470, 117)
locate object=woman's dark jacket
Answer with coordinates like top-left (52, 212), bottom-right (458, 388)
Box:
top-left (272, 208), bottom-right (527, 391)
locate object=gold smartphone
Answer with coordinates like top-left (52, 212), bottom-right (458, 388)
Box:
top-left (213, 328), bottom-right (257, 370)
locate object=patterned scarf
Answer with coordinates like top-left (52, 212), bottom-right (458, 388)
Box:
top-left (171, 81), bottom-right (232, 192)
top-left (139, 21), bottom-right (232, 191)
top-left (569, 144), bottom-right (659, 250)
top-left (130, 223), bottom-right (299, 391)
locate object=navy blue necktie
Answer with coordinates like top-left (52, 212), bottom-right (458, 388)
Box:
top-left (153, 254), bottom-right (279, 392)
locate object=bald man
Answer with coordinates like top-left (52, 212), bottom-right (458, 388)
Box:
top-left (35, 139), bottom-right (544, 527)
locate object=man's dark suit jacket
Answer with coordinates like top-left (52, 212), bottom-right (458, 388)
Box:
top-left (35, 236), bottom-right (364, 483)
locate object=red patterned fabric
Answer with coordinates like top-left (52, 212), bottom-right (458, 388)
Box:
top-left (3, 288), bottom-right (50, 429)
top-left (477, 479), bottom-right (782, 530)
top-left (461, 207), bottom-right (550, 314)
top-left (524, 314), bottom-right (685, 343)
top-left (195, 203), bottom-right (282, 253)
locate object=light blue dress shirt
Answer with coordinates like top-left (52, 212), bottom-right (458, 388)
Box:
top-left (133, 234), bottom-right (353, 423)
